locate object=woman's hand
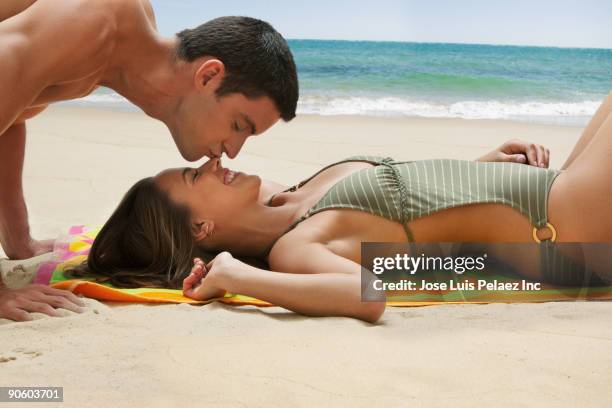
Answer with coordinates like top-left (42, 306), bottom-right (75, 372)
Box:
top-left (182, 254), bottom-right (236, 301)
top-left (476, 139), bottom-right (550, 168)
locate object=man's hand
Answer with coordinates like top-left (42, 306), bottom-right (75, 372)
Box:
top-left (0, 284), bottom-right (86, 322)
top-left (477, 139), bottom-right (550, 168)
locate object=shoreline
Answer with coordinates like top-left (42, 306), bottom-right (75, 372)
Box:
top-left (57, 102), bottom-right (589, 128)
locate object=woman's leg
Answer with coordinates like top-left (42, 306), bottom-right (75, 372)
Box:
top-left (553, 114), bottom-right (612, 280)
top-left (550, 113), bottom-right (612, 242)
top-left (561, 91), bottom-right (612, 170)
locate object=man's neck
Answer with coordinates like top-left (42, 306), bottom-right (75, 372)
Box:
top-left (100, 34), bottom-right (188, 122)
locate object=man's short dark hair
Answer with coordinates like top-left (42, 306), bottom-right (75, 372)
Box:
top-left (177, 16), bottom-right (298, 121)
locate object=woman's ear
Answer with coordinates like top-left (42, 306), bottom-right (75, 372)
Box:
top-left (194, 59), bottom-right (225, 91)
top-left (191, 220), bottom-right (215, 242)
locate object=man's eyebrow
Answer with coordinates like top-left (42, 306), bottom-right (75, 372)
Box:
top-left (182, 168), bottom-right (189, 184)
top-left (240, 113), bottom-right (256, 134)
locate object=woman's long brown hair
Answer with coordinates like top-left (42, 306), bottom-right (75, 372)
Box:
top-left (68, 178), bottom-right (212, 289)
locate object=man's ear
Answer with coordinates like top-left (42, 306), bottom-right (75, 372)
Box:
top-left (191, 220), bottom-right (215, 242)
top-left (194, 59), bottom-right (225, 91)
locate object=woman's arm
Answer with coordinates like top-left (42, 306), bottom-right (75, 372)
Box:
top-left (183, 246), bottom-right (386, 323)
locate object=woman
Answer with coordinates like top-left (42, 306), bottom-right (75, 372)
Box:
top-left (80, 94), bottom-right (612, 323)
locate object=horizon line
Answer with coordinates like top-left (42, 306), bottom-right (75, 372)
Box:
top-left (285, 37), bottom-right (612, 51)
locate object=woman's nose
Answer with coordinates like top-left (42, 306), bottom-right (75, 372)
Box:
top-left (200, 157), bottom-right (221, 172)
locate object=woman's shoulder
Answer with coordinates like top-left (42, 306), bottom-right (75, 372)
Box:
top-left (267, 212), bottom-right (339, 272)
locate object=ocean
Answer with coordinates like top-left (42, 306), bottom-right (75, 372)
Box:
top-left (73, 40), bottom-right (612, 125)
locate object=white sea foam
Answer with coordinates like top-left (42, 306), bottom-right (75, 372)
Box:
top-left (297, 95), bottom-right (599, 122)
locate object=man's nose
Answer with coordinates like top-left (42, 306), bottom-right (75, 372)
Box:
top-left (225, 134), bottom-right (249, 159)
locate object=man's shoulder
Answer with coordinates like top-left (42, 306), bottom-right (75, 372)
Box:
top-left (2, 0), bottom-right (116, 39)
top-left (111, 0), bottom-right (157, 28)
top-left (2, 0), bottom-right (156, 41)
top-left (61, 0), bottom-right (158, 40)
top-left (0, 0), bottom-right (122, 86)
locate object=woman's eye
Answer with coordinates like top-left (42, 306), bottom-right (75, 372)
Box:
top-left (233, 122), bottom-right (242, 132)
top-left (193, 170), bottom-right (199, 181)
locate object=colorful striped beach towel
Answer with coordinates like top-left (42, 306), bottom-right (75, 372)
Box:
top-left (36, 226), bottom-right (612, 307)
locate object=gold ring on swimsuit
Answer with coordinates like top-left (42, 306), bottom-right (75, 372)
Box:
top-left (532, 222), bottom-right (557, 243)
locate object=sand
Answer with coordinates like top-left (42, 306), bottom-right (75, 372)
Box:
top-left (1, 106), bottom-right (610, 407)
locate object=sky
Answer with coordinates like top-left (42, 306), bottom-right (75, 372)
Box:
top-left (150, 0), bottom-right (612, 49)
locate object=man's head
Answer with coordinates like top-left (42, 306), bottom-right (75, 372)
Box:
top-left (168, 16), bottom-right (299, 161)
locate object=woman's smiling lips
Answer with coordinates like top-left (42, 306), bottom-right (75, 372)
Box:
top-left (222, 167), bottom-right (239, 185)
top-left (211, 159), bottom-right (239, 185)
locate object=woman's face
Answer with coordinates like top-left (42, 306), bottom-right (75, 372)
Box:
top-left (154, 158), bottom-right (262, 239)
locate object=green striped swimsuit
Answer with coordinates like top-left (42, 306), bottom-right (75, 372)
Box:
top-left (276, 155), bottom-right (604, 286)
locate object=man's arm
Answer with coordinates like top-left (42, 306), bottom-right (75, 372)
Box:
top-left (0, 0), bottom-right (114, 255)
top-left (0, 35), bottom-right (37, 135)
top-left (0, 121), bottom-right (86, 322)
top-left (0, 0), bottom-right (42, 130)
top-left (0, 123), bottom-right (53, 259)
top-left (0, 2), bottom-right (57, 134)
top-left (0, 123), bottom-right (31, 258)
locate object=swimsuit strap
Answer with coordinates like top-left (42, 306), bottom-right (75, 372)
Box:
top-left (267, 156), bottom-right (393, 206)
top-left (282, 155), bottom-right (394, 193)
top-left (270, 155), bottom-right (395, 228)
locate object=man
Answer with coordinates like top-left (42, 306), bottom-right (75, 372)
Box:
top-left (0, 0), bottom-right (299, 321)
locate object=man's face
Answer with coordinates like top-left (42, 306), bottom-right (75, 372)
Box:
top-left (169, 90), bottom-right (281, 162)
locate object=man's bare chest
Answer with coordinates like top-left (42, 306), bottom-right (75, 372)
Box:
top-left (17, 66), bottom-right (107, 122)
top-left (33, 73), bottom-right (103, 107)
